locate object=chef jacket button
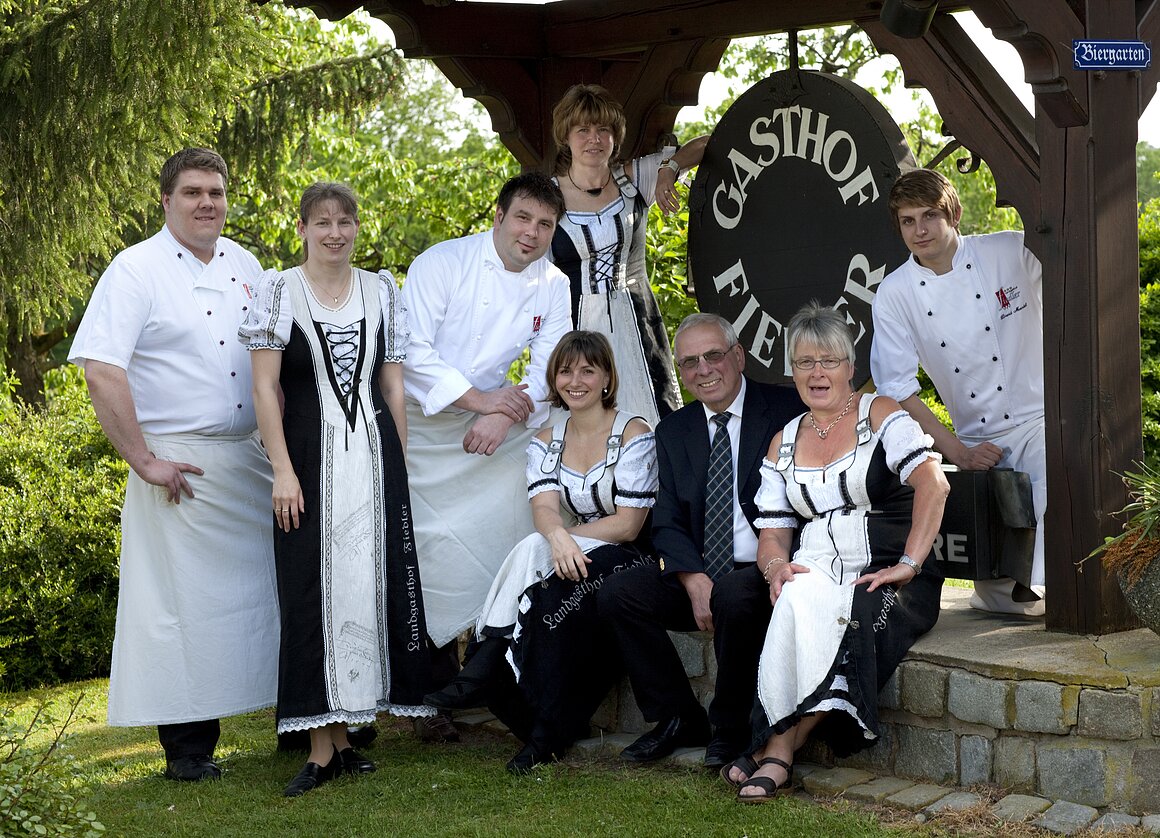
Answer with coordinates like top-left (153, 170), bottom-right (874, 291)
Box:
top-left (219, 251), bottom-right (225, 257)
top-left (1004, 413), bottom-right (1010, 419)
top-left (997, 386), bottom-right (1003, 391)
top-left (483, 299), bottom-right (489, 306)
top-left (976, 293), bottom-right (981, 299)
top-left (242, 306), bottom-right (248, 311)
top-left (970, 392), bottom-right (975, 398)
top-left (231, 371), bottom-right (237, 377)
top-left (927, 310), bottom-right (932, 316)
top-left (470, 367), bottom-right (477, 373)
top-left (920, 280), bottom-right (926, 286)
top-left (177, 252), bottom-right (183, 259)
top-left (993, 356), bottom-right (998, 361)
top-left (219, 340), bottom-right (225, 346)
top-left (236, 403), bottom-right (243, 409)
top-left (966, 264), bottom-right (972, 269)
top-left (980, 416), bottom-right (986, 423)
top-left (985, 326), bottom-right (991, 331)
top-left (940, 341), bottom-right (946, 347)
top-left (231, 277), bottom-right (237, 282)
top-left (954, 368), bottom-right (960, 373)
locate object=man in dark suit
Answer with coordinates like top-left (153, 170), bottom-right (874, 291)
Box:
top-left (598, 312), bottom-right (804, 769)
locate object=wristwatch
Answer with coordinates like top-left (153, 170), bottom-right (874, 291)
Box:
top-left (659, 157), bottom-right (681, 175)
top-left (898, 554), bottom-right (922, 575)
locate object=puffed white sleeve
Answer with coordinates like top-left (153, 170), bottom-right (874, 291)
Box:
top-left (613, 432), bottom-right (658, 509)
top-left (754, 458), bottom-right (799, 530)
top-left (879, 408), bottom-right (941, 485)
top-left (525, 437), bottom-right (559, 499)
top-left (237, 268), bottom-right (292, 350)
top-left (377, 269), bottom-right (410, 363)
top-left (870, 277), bottom-right (923, 404)
top-left (630, 151), bottom-right (667, 208)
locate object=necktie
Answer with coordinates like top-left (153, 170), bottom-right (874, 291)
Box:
top-left (703, 411), bottom-right (734, 581)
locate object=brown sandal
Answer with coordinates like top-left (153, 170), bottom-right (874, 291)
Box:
top-left (736, 756), bottom-right (793, 803)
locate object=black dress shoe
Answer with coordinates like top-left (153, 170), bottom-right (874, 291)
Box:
top-left (505, 742), bottom-right (559, 774)
top-left (164, 754), bottom-right (221, 782)
top-left (346, 724), bottom-right (378, 750)
top-left (337, 747), bottom-right (376, 774)
top-left (283, 751), bottom-right (338, 798)
top-left (704, 733), bottom-right (746, 771)
top-left (423, 636), bottom-right (509, 710)
top-left (620, 713), bottom-right (710, 763)
top-left (412, 711), bottom-right (460, 743)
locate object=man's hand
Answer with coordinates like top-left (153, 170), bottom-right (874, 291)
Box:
top-left (137, 454), bottom-right (203, 504)
top-left (462, 412), bottom-right (516, 455)
top-left (950, 440), bottom-right (1003, 470)
top-left (679, 572), bottom-right (715, 632)
top-left (477, 384), bottom-right (534, 423)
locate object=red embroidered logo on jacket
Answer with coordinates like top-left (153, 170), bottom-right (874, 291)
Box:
top-left (995, 287), bottom-right (1011, 309)
top-left (532, 315), bottom-right (542, 333)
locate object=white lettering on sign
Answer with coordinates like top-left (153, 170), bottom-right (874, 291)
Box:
top-left (711, 105), bottom-right (882, 229)
top-left (833, 254), bottom-right (886, 345)
top-left (933, 532), bottom-right (970, 563)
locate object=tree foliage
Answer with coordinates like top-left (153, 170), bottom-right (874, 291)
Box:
top-left (0, 0), bottom-right (403, 402)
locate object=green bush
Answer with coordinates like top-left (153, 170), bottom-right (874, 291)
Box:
top-left (1141, 282), bottom-right (1160, 462)
top-left (0, 367), bottom-right (125, 692)
top-left (0, 695), bottom-right (104, 837)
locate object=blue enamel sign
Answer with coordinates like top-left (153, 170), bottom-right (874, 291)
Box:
top-left (1073, 40), bottom-right (1151, 70)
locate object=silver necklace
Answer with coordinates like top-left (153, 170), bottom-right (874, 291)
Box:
top-left (808, 392), bottom-right (856, 440)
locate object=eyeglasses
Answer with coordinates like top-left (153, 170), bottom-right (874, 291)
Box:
top-left (792, 357), bottom-right (845, 371)
top-left (677, 348), bottom-right (732, 371)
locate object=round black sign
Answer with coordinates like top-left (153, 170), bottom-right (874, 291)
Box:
top-left (688, 70), bottom-right (915, 387)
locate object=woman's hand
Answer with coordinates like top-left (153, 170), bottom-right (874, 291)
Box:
top-left (548, 528), bottom-right (591, 582)
top-left (272, 468), bottom-right (304, 533)
top-left (654, 166), bottom-right (681, 216)
top-left (764, 558), bottom-right (810, 605)
top-left (854, 562), bottom-right (918, 593)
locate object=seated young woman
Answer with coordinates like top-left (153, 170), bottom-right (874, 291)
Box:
top-left (424, 330), bottom-right (657, 772)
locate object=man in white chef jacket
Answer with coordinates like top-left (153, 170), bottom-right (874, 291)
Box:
top-left (871, 168), bottom-right (1046, 616)
top-left (401, 172), bottom-right (571, 737)
top-left (69, 148), bottom-right (279, 780)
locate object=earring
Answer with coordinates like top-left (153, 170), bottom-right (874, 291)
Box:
top-left (602, 388), bottom-right (608, 395)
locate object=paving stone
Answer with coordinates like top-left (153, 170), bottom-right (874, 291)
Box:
top-left (1015, 681), bottom-right (1078, 735)
top-left (895, 726), bottom-right (957, 784)
top-left (843, 776), bottom-right (913, 802)
top-left (900, 661), bottom-right (947, 718)
top-left (668, 630), bottom-right (706, 678)
top-left (1038, 747), bottom-right (1108, 808)
top-left (1032, 800), bottom-right (1099, 835)
top-left (885, 783), bottom-right (951, 811)
top-left (960, 734), bottom-right (992, 785)
top-left (574, 733), bottom-right (635, 755)
top-left (994, 735), bottom-right (1036, 789)
top-left (793, 762), bottom-right (823, 782)
top-left (455, 711), bottom-right (496, 727)
top-left (1141, 813), bottom-right (1160, 833)
top-left (1078, 688), bottom-right (1144, 740)
top-left (879, 668), bottom-right (901, 710)
top-left (1131, 748), bottom-right (1160, 813)
top-left (990, 794), bottom-right (1052, 823)
top-left (948, 669), bottom-right (1009, 728)
top-left (1091, 812), bottom-right (1141, 831)
top-left (481, 719), bottom-right (514, 736)
top-left (924, 791), bottom-right (984, 814)
top-left (802, 766), bottom-right (876, 797)
top-left (669, 746), bottom-right (705, 767)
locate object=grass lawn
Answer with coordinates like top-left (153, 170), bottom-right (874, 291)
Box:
top-left (6, 680), bottom-right (1059, 838)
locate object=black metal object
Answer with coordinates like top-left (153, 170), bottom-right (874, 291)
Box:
top-left (931, 466), bottom-right (1036, 581)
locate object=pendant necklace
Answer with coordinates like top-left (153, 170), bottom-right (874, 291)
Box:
top-left (808, 392), bottom-right (857, 440)
top-left (302, 267), bottom-right (353, 310)
top-left (567, 168), bottom-right (611, 196)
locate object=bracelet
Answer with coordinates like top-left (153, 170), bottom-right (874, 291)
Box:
top-left (897, 554), bottom-right (922, 576)
top-left (760, 557), bottom-right (788, 582)
top-left (659, 157), bottom-right (681, 175)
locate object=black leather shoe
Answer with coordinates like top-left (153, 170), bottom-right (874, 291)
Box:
top-left (346, 724), bottom-right (378, 750)
top-left (505, 742), bottom-right (559, 774)
top-left (620, 714), bottom-right (710, 763)
top-left (337, 747), bottom-right (376, 774)
top-left (164, 754), bottom-right (221, 782)
top-left (704, 732), bottom-right (746, 771)
top-left (283, 751), bottom-right (338, 797)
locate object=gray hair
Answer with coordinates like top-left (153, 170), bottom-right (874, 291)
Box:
top-left (786, 301), bottom-right (856, 365)
top-left (674, 312), bottom-right (738, 348)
